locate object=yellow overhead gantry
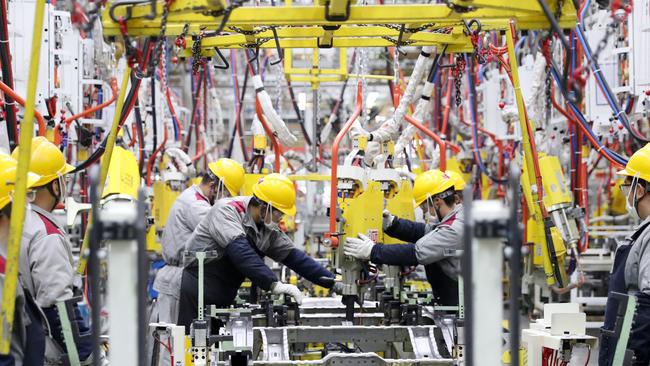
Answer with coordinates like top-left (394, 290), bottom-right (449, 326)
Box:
top-left (102, 1), bottom-right (577, 44)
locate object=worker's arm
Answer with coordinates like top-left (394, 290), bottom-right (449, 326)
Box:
top-left (282, 249), bottom-right (335, 287)
top-left (414, 225), bottom-right (461, 266)
top-left (27, 234), bottom-right (74, 307)
top-left (384, 217), bottom-right (430, 243)
top-left (225, 236), bottom-right (278, 291)
top-left (268, 232), bottom-right (335, 288)
top-left (369, 243), bottom-right (419, 266)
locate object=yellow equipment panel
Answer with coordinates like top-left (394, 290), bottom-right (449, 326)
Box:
top-left (103, 146), bottom-right (140, 200)
top-left (538, 154), bottom-right (572, 210)
top-left (383, 179), bottom-right (415, 245)
top-left (153, 181), bottom-right (181, 230)
top-left (242, 173), bottom-right (266, 196)
top-left (340, 181), bottom-right (383, 241)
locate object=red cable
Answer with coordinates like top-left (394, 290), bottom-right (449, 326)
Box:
top-left (0, 80), bottom-right (46, 136)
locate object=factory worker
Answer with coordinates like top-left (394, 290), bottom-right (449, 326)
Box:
top-left (12, 137), bottom-right (96, 365)
top-left (154, 158), bottom-right (245, 327)
top-left (177, 173), bottom-right (340, 330)
top-left (599, 144), bottom-right (650, 366)
top-left (346, 170), bottom-right (464, 307)
top-left (380, 169), bottom-right (464, 245)
top-left (0, 154), bottom-right (46, 365)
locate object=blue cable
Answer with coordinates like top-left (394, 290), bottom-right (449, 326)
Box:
top-left (465, 55), bottom-right (508, 184)
top-left (575, 26), bottom-right (648, 143)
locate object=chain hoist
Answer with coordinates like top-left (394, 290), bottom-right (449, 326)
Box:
top-left (452, 55), bottom-right (466, 107)
top-left (152, 0), bottom-right (174, 68)
top-left (175, 23), bottom-right (189, 49)
top-left (191, 27), bottom-right (207, 74)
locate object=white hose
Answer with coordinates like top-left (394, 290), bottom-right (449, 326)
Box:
top-left (254, 75), bottom-right (299, 147)
top-left (369, 46), bottom-right (435, 144)
top-left (209, 88), bottom-right (226, 144)
top-left (165, 147), bottom-right (196, 177)
top-left (394, 81), bottom-right (435, 154)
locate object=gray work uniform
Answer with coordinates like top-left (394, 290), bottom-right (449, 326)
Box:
top-left (414, 204), bottom-right (465, 282)
top-left (19, 205), bottom-right (75, 308)
top-left (186, 196), bottom-right (294, 260)
top-left (19, 204), bottom-right (82, 365)
top-left (153, 185), bottom-right (211, 324)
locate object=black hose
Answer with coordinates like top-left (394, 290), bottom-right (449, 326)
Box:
top-left (0, 0), bottom-right (17, 151)
top-left (287, 79), bottom-right (312, 146)
top-left (151, 76), bottom-right (157, 155)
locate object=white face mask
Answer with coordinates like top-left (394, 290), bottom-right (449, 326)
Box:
top-left (625, 175), bottom-right (641, 221)
top-left (423, 196), bottom-right (439, 225)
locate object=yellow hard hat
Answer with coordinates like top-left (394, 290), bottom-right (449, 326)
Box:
top-left (617, 143), bottom-right (650, 184)
top-left (11, 136), bottom-right (74, 187)
top-left (413, 169), bottom-right (455, 206)
top-left (252, 173), bottom-right (296, 216)
top-left (445, 170), bottom-right (466, 191)
top-left (0, 153), bottom-right (41, 210)
top-left (208, 158), bottom-right (245, 197)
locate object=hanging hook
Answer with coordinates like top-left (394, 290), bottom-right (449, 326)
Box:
top-left (109, 0), bottom-right (151, 23)
top-left (269, 27), bottom-right (284, 65)
top-left (212, 47), bottom-right (230, 70)
top-left (395, 24), bottom-right (407, 56)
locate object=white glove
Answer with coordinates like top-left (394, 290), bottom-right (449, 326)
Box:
top-left (344, 233), bottom-right (375, 260)
top-left (330, 282), bottom-right (345, 295)
top-left (382, 209), bottom-right (395, 230)
top-left (271, 282), bottom-right (303, 304)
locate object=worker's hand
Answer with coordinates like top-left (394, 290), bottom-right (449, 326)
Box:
top-left (330, 282), bottom-right (345, 295)
top-left (382, 209), bottom-right (395, 230)
top-left (344, 234), bottom-right (375, 260)
top-left (272, 282), bottom-right (303, 305)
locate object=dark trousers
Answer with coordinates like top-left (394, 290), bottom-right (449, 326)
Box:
top-left (177, 258), bottom-right (245, 333)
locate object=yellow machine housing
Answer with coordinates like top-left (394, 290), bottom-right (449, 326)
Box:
top-left (383, 179), bottom-right (415, 245)
top-left (102, 146), bottom-right (140, 200)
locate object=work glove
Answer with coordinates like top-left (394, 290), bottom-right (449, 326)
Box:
top-left (382, 209), bottom-right (395, 230)
top-left (271, 282), bottom-right (303, 305)
top-left (344, 234), bottom-right (375, 260)
top-left (330, 282), bottom-right (345, 295)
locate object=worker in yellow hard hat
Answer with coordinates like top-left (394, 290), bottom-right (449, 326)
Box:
top-left (153, 158), bottom-right (245, 333)
top-left (600, 144), bottom-right (650, 366)
top-left (178, 173), bottom-right (341, 330)
top-left (346, 169), bottom-right (465, 307)
top-left (13, 137), bottom-right (101, 363)
top-left (0, 153), bottom-right (46, 365)
top-left (445, 170), bottom-right (466, 203)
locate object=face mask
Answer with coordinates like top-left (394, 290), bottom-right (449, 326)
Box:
top-left (625, 175), bottom-right (641, 221)
top-left (423, 196), bottom-right (439, 224)
top-left (211, 180), bottom-right (225, 204)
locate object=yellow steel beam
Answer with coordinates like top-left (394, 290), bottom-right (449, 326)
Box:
top-left (449, 0), bottom-right (571, 14)
top-left (102, 4), bottom-right (577, 37)
top-left (181, 37), bottom-right (473, 52)
top-left (190, 26), bottom-right (468, 48)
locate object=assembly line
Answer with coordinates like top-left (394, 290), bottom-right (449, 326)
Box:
top-left (0, 0), bottom-right (649, 365)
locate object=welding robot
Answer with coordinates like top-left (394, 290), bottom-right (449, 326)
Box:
top-left (345, 169), bottom-right (465, 308)
top-left (177, 173), bottom-right (342, 331)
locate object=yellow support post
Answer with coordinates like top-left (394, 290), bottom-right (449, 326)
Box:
top-left (76, 69), bottom-right (131, 274)
top-left (0, 0), bottom-right (46, 353)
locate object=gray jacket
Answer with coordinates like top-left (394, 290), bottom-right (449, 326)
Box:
top-left (154, 185), bottom-right (211, 297)
top-left (414, 204), bottom-right (464, 280)
top-left (624, 215), bottom-right (650, 295)
top-left (19, 205), bottom-right (75, 308)
top-left (186, 196), bottom-right (295, 264)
